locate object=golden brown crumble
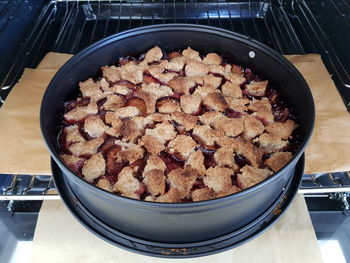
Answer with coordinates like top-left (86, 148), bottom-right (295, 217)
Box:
top-left (59, 46), bottom-right (298, 203)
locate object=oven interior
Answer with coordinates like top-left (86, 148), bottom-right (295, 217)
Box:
top-left (0, 0), bottom-right (349, 262)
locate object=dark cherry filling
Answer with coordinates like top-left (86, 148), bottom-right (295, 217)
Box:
top-left (160, 152), bottom-right (185, 173)
top-left (225, 108), bottom-right (242, 119)
top-left (192, 178), bottom-right (205, 190)
top-left (197, 146), bottom-right (216, 168)
top-left (130, 157), bottom-right (148, 181)
top-left (235, 154), bottom-right (251, 168)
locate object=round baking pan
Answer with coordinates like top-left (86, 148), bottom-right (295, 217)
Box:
top-left (41, 24), bottom-right (314, 243)
top-left (51, 155), bottom-right (304, 258)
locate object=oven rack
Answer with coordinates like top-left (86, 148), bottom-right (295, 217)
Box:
top-left (0, 172), bottom-right (349, 200)
top-left (0, 0), bottom-right (350, 109)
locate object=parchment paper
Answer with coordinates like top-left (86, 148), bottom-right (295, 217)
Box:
top-left (0, 52), bottom-right (349, 174)
top-left (30, 194), bottom-right (323, 263)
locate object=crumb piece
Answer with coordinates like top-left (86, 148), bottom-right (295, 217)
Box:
top-left (242, 115), bottom-right (265, 140)
top-left (203, 53), bottom-right (221, 65)
top-left (103, 94), bottom-right (125, 111)
top-left (60, 154), bottom-right (84, 171)
top-left (185, 150), bottom-right (206, 177)
top-left (192, 188), bottom-right (216, 201)
top-left (245, 80), bottom-right (268, 96)
top-left (79, 78), bottom-right (104, 101)
top-left (113, 167), bottom-right (143, 199)
top-left (144, 46), bottom-right (163, 63)
top-left (121, 119), bottom-right (141, 143)
top-left (235, 140), bottom-right (264, 167)
top-left (143, 154), bottom-right (167, 174)
top-left (84, 115), bottom-right (109, 138)
top-left (167, 168), bottom-right (198, 198)
top-left (208, 64), bottom-right (232, 76)
top-left (148, 64), bottom-right (177, 84)
top-left (64, 101), bottom-right (98, 122)
top-left (182, 47), bottom-right (201, 61)
top-left (231, 65), bottom-right (244, 75)
top-left (225, 98), bottom-right (249, 112)
top-left (155, 188), bottom-right (181, 203)
top-left (216, 185), bottom-right (241, 198)
top-left (266, 120), bottom-right (295, 139)
top-left (96, 178), bottom-right (113, 192)
top-left (164, 56), bottom-right (186, 71)
top-left (203, 92), bottom-right (228, 112)
top-left (118, 62), bottom-right (145, 84)
top-left (193, 125), bottom-right (224, 147)
top-left (212, 116), bottom-right (244, 137)
top-left (142, 83), bottom-right (173, 98)
top-left (168, 77), bottom-right (196, 94)
top-left (101, 65), bottom-right (120, 83)
top-left (157, 99), bottom-right (181, 113)
top-left (185, 60), bottom-right (209, 77)
top-left (198, 111), bottom-right (222, 126)
top-left (203, 167), bottom-right (233, 193)
top-left (264, 152), bottom-right (293, 172)
top-left (99, 78), bottom-right (110, 92)
top-left (257, 133), bottom-right (288, 153)
top-left (69, 137), bottom-right (104, 156)
top-left (140, 134), bottom-right (165, 154)
top-left (145, 122), bottom-right (177, 144)
top-left (180, 94), bottom-right (202, 114)
top-left (171, 112), bottom-right (198, 131)
top-left (115, 140), bottom-right (145, 163)
top-left (168, 135), bottom-right (197, 160)
top-left (221, 81), bottom-right (242, 99)
top-left (214, 148), bottom-right (237, 169)
top-left (82, 153), bottom-right (106, 183)
top-left (146, 113), bottom-right (172, 123)
top-left (248, 98), bottom-right (274, 124)
top-left (65, 125), bottom-right (85, 144)
top-left (105, 112), bottom-right (123, 137)
top-left (237, 165), bottom-right (272, 189)
top-left (200, 75), bottom-right (222, 89)
top-left (113, 106), bottom-right (140, 118)
top-left (226, 73), bottom-right (245, 85)
top-left (136, 90), bottom-right (157, 114)
top-left (193, 85), bottom-right (217, 98)
top-left (110, 85), bottom-right (132, 96)
top-left (143, 169), bottom-right (166, 196)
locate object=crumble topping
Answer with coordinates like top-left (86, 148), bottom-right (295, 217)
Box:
top-left (192, 188), bottom-right (216, 201)
top-left (245, 80), bottom-right (268, 96)
top-left (64, 101), bottom-right (98, 122)
top-left (79, 78), bottom-right (104, 101)
top-left (185, 150), bottom-right (206, 177)
top-left (84, 115), bottom-right (109, 138)
top-left (237, 165), bottom-right (273, 189)
top-left (143, 169), bottom-right (166, 196)
top-left (168, 135), bottom-right (197, 160)
top-left (65, 125), bottom-right (85, 144)
top-left (204, 167), bottom-right (233, 193)
top-left (171, 112), bottom-right (198, 131)
top-left (180, 94), bottom-right (202, 114)
top-left (113, 166), bottom-right (144, 199)
top-left (264, 152), bottom-right (293, 172)
top-left (59, 47), bottom-right (299, 203)
top-left (103, 94), bottom-right (125, 111)
top-left (82, 153), bottom-right (106, 183)
top-left (167, 168), bottom-right (198, 199)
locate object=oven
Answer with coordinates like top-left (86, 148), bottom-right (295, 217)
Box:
top-left (0, 0), bottom-right (349, 261)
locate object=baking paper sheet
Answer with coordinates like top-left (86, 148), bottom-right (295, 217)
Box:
top-left (0, 52), bottom-right (349, 174)
top-left (30, 194), bottom-right (322, 263)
